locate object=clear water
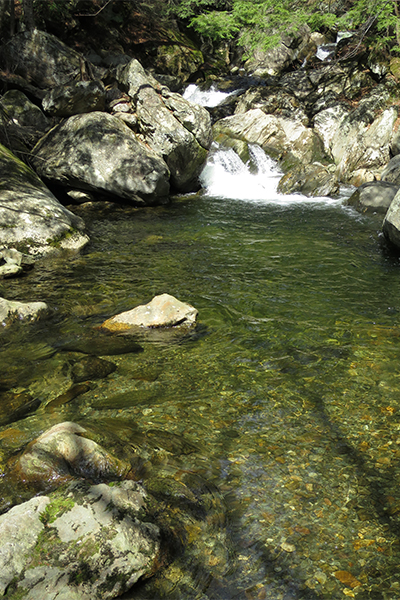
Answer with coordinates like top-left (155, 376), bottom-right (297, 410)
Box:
top-left (2, 148), bottom-right (400, 599)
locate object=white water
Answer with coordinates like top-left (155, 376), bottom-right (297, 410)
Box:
top-left (183, 83), bottom-right (239, 107)
top-left (200, 144), bottom-right (342, 205)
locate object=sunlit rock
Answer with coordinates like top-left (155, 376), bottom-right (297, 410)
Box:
top-left (278, 162), bottom-right (339, 197)
top-left (0, 480), bottom-right (160, 600)
top-left (117, 59), bottom-right (211, 192)
top-left (31, 112), bottom-right (170, 205)
top-left (101, 293), bottom-right (198, 332)
top-left (0, 297), bottom-right (48, 325)
top-left (383, 188), bottom-right (400, 248)
top-left (0, 248), bottom-right (34, 278)
top-left (0, 144), bottom-right (89, 255)
top-left (15, 421), bottom-right (132, 486)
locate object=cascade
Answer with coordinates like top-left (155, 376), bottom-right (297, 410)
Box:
top-left (200, 143), bottom-right (342, 205)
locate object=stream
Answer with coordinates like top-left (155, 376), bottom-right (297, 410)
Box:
top-left (2, 141), bottom-right (400, 599)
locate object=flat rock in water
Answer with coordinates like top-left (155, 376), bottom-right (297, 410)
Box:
top-left (101, 293), bottom-right (198, 332)
top-left (61, 333), bottom-right (143, 355)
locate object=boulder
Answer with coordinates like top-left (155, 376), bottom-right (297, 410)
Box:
top-left (0, 248), bottom-right (34, 278)
top-left (0, 89), bottom-right (51, 149)
top-left (42, 79), bottom-right (106, 116)
top-left (0, 479), bottom-right (161, 600)
top-left (154, 35), bottom-right (204, 82)
top-left (381, 155), bottom-right (400, 185)
top-left (313, 104), bottom-right (350, 157)
top-left (312, 86), bottom-right (398, 184)
top-left (332, 106), bottom-right (398, 184)
top-left (244, 25), bottom-right (312, 77)
top-left (277, 162), bottom-right (339, 197)
top-left (117, 59), bottom-right (212, 192)
top-left (279, 63), bottom-right (374, 109)
top-left (345, 181), bottom-right (399, 214)
top-left (235, 86), bottom-right (309, 126)
top-left (31, 112), bottom-right (170, 204)
top-left (15, 421), bottom-right (132, 486)
top-left (0, 29), bottom-right (89, 89)
top-left (0, 297), bottom-right (48, 325)
top-left (0, 144), bottom-right (89, 255)
top-left (383, 188), bottom-right (400, 248)
top-left (101, 293), bottom-right (198, 333)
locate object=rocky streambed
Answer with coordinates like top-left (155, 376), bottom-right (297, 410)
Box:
top-left (2, 20), bottom-right (400, 600)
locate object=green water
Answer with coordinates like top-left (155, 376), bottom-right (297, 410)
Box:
top-left (2, 196), bottom-right (400, 599)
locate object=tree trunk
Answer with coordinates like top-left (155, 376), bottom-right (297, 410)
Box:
top-left (22, 0), bottom-right (34, 30)
top-left (0, 0), bottom-right (8, 33)
top-left (9, 0), bottom-right (15, 35)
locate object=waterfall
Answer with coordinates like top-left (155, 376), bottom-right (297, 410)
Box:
top-left (200, 144), bottom-right (342, 205)
top-left (182, 83), bottom-right (239, 107)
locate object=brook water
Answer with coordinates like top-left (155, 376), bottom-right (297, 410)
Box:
top-left (2, 145), bottom-right (400, 600)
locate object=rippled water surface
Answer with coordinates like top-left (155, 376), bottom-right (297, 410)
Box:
top-left (2, 187), bottom-right (400, 599)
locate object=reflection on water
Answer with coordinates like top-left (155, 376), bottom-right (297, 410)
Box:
top-left (1, 158), bottom-right (400, 598)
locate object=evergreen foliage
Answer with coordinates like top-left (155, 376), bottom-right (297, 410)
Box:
top-left (168, 0), bottom-right (400, 57)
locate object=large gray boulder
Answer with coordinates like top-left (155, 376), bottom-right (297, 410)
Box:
top-left (0, 89), bottom-right (51, 149)
top-left (117, 59), bottom-right (212, 192)
top-left (0, 144), bottom-right (88, 255)
top-left (381, 154), bottom-right (400, 185)
top-left (345, 181), bottom-right (399, 214)
top-left (0, 29), bottom-right (87, 89)
top-left (314, 86), bottom-right (398, 185)
top-left (31, 112), bottom-right (170, 205)
top-left (0, 479), bottom-right (161, 600)
top-left (244, 25), bottom-right (312, 77)
top-left (383, 189), bottom-right (400, 248)
top-left (42, 80), bottom-right (106, 117)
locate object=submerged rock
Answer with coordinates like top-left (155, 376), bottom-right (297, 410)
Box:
top-left (71, 356), bottom-right (117, 383)
top-left (15, 421), bottom-right (132, 486)
top-left (0, 479), bottom-right (161, 600)
top-left (61, 333), bottom-right (143, 356)
top-left (0, 391), bottom-right (40, 427)
top-left (101, 293), bottom-right (198, 333)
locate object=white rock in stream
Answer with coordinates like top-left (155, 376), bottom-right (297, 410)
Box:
top-left (101, 293), bottom-right (198, 332)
